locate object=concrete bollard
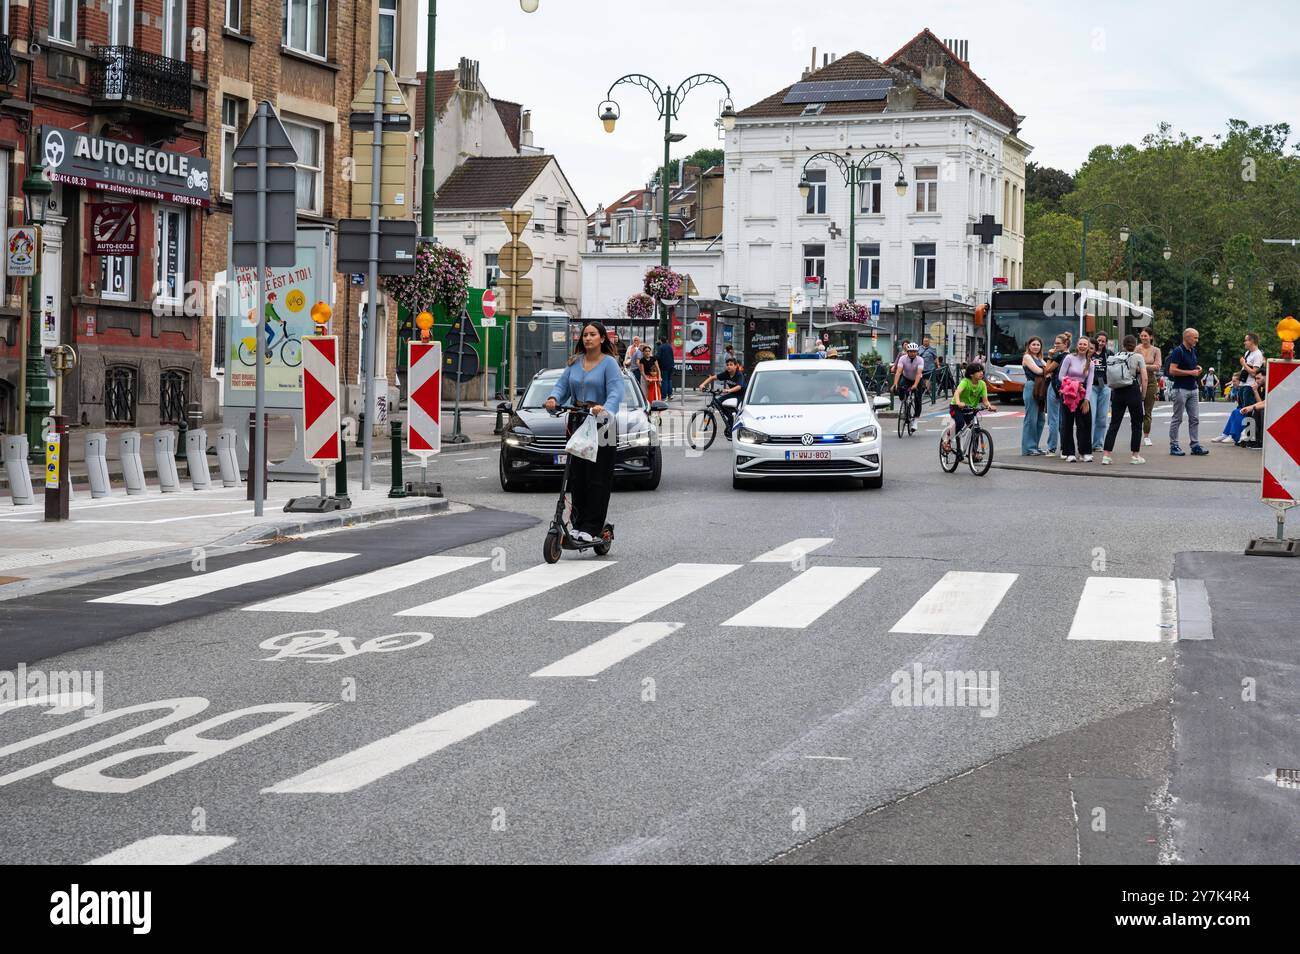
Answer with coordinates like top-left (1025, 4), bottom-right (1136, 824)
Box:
top-left (155, 429), bottom-right (181, 492)
top-left (3, 435), bottom-right (35, 506)
top-left (119, 431), bottom-right (146, 495)
top-left (215, 428), bottom-right (241, 488)
top-left (185, 428), bottom-right (212, 490)
top-left (86, 433), bottom-right (112, 498)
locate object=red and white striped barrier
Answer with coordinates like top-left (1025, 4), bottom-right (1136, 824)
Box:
top-left (303, 336), bottom-right (341, 467)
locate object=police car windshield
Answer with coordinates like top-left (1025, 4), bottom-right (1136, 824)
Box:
top-left (520, 374), bottom-right (643, 409)
top-left (747, 368), bottom-right (864, 405)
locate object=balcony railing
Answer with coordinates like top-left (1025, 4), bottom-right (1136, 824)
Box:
top-left (89, 46), bottom-right (190, 114)
top-left (0, 36), bottom-right (17, 87)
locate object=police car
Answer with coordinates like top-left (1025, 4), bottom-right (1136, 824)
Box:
top-left (731, 357), bottom-right (891, 489)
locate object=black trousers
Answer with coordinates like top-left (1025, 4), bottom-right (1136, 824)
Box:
top-left (568, 417), bottom-right (617, 535)
top-left (1104, 384), bottom-right (1144, 453)
top-left (1060, 403), bottom-right (1092, 457)
top-left (900, 383), bottom-right (922, 419)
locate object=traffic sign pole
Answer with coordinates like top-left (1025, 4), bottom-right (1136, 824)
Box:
top-left (254, 106), bottom-right (267, 516)
top-left (360, 64), bottom-right (384, 491)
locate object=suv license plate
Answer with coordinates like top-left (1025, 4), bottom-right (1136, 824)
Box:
top-left (554, 454), bottom-right (568, 464)
top-left (786, 450), bottom-right (831, 461)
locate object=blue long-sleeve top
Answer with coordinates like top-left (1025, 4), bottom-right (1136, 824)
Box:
top-left (548, 354), bottom-right (623, 413)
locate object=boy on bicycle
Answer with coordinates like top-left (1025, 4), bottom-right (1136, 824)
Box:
top-left (698, 357), bottom-right (746, 436)
top-left (942, 362), bottom-right (993, 454)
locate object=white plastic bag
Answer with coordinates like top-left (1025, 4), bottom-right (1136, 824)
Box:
top-left (565, 415), bottom-right (600, 462)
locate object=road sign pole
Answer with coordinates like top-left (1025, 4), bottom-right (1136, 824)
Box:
top-left (254, 107), bottom-right (267, 517)
top-left (508, 233), bottom-right (519, 400)
top-left (361, 64), bottom-right (384, 491)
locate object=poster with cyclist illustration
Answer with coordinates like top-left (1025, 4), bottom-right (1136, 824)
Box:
top-left (226, 241), bottom-right (323, 394)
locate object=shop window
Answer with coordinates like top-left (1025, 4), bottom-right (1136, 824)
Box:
top-left (101, 255), bottom-right (133, 301)
top-left (154, 206), bottom-right (187, 305)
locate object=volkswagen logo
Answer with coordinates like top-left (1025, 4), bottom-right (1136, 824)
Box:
top-left (800, 433), bottom-right (814, 446)
top-left (43, 131), bottom-right (65, 170)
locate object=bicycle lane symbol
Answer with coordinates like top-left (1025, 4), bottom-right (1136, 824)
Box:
top-left (258, 630), bottom-right (434, 664)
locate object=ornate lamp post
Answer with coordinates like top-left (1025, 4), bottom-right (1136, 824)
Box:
top-left (1078, 201), bottom-right (1131, 290)
top-left (797, 149), bottom-right (906, 302)
top-left (22, 163), bottom-right (53, 462)
top-left (597, 73), bottom-right (735, 337)
top-left (1213, 269), bottom-right (1275, 326)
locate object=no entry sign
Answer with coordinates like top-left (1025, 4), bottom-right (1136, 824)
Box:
top-left (407, 340), bottom-right (442, 455)
top-left (1262, 359), bottom-right (1300, 502)
top-left (302, 336), bottom-right (341, 463)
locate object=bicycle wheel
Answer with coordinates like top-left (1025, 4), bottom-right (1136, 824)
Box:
top-left (897, 401), bottom-right (908, 438)
top-left (968, 428), bottom-right (994, 476)
top-left (687, 409), bottom-right (717, 450)
top-left (237, 339), bottom-right (257, 366)
top-left (939, 433), bottom-right (960, 473)
top-left (281, 337), bottom-right (303, 368)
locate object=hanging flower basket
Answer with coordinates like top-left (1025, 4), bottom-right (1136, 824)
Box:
top-left (380, 243), bottom-right (471, 316)
top-left (626, 292), bottom-right (654, 320)
top-left (831, 300), bottom-right (871, 324)
top-left (643, 265), bottom-right (684, 302)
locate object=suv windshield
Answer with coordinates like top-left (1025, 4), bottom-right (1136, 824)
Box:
top-left (747, 368), bottom-right (864, 406)
top-left (520, 375), bottom-right (644, 409)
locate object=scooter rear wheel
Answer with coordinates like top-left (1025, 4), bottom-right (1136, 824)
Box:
top-left (543, 531), bottom-right (563, 564)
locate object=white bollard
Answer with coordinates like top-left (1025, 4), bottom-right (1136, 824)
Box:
top-left (215, 428), bottom-right (241, 488)
top-left (186, 428), bottom-right (212, 490)
top-left (86, 433), bottom-right (112, 498)
top-left (119, 431), bottom-right (146, 495)
top-left (3, 435), bottom-right (35, 506)
top-left (155, 429), bottom-right (181, 492)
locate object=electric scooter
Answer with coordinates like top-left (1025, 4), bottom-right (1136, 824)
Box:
top-left (542, 405), bottom-right (614, 564)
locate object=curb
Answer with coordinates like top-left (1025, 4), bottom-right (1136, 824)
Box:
top-left (213, 496), bottom-right (451, 547)
top-left (991, 461), bottom-right (1254, 484)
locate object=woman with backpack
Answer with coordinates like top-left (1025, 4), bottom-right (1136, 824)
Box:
top-left (1101, 335), bottom-right (1149, 465)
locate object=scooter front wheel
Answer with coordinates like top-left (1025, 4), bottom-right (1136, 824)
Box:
top-left (543, 531), bottom-right (563, 564)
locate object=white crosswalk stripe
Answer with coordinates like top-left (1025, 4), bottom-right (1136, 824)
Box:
top-left (890, 571), bottom-right (1019, 636)
top-left (88, 551), bottom-right (357, 606)
top-left (552, 562), bottom-right (741, 622)
top-left (396, 561), bottom-right (612, 618)
top-left (722, 566), bottom-right (879, 628)
top-left (86, 835), bottom-right (237, 865)
top-left (751, 538), bottom-right (834, 563)
top-left (531, 622), bottom-right (683, 677)
top-left (243, 555), bottom-right (488, 613)
top-left (263, 699), bottom-right (536, 794)
top-left (1067, 577), bottom-right (1173, 642)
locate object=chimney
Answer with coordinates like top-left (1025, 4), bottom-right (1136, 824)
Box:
top-left (920, 53), bottom-right (946, 97)
top-left (458, 57), bottom-right (479, 92)
top-left (823, 53), bottom-right (829, 67)
top-left (803, 46), bottom-right (817, 79)
top-left (521, 108), bottom-right (534, 148)
top-left (943, 38), bottom-right (969, 64)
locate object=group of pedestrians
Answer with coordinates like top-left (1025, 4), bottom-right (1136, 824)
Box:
top-left (1020, 327), bottom-right (1270, 464)
top-left (620, 335), bottom-right (676, 403)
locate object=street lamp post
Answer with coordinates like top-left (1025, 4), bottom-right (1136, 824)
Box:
top-left (1078, 201), bottom-right (1130, 291)
top-left (1213, 268), bottom-right (1275, 327)
top-left (597, 73), bottom-right (736, 338)
top-left (798, 150), bottom-right (906, 302)
top-left (1180, 254), bottom-right (1217, 332)
top-left (421, 0), bottom-right (539, 242)
top-left (22, 164), bottom-right (53, 463)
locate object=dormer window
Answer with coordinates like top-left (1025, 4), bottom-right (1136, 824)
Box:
top-left (802, 103), bottom-right (826, 116)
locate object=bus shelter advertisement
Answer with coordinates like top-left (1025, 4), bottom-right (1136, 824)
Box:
top-left (226, 246), bottom-right (323, 394)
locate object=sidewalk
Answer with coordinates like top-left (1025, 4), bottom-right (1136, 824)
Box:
top-left (0, 482), bottom-right (455, 598)
top-left (989, 402), bottom-right (1257, 483)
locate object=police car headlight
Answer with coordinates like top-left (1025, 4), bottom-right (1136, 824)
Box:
top-left (736, 427), bottom-right (768, 444)
top-left (846, 425), bottom-right (879, 443)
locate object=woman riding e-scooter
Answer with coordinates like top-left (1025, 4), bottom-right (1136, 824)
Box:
top-left (544, 322), bottom-right (623, 545)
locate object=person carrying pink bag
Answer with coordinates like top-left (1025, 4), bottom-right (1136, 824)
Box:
top-left (1057, 337), bottom-right (1094, 462)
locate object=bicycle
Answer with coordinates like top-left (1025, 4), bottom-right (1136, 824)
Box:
top-left (939, 408), bottom-right (994, 476)
top-left (237, 328), bottom-right (302, 368)
top-left (686, 383), bottom-right (740, 451)
top-left (895, 383), bottom-right (920, 438)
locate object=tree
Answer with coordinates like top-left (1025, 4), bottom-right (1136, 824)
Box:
top-left (655, 148), bottom-right (725, 185)
top-left (1025, 162), bottom-right (1075, 210)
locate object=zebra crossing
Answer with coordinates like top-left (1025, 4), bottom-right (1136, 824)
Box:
top-left (83, 539), bottom-right (1180, 643)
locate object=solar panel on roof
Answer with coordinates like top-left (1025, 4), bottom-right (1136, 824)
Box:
top-left (783, 78), bottom-right (891, 105)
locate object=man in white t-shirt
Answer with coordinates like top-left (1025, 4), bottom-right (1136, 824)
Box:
top-left (1239, 333), bottom-right (1265, 408)
top-left (624, 335), bottom-right (643, 385)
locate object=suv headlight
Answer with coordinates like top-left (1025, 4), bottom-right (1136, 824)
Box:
top-left (505, 428), bottom-right (535, 446)
top-left (735, 427), bottom-right (769, 444)
top-left (846, 425), bottom-right (879, 443)
top-left (621, 430), bottom-right (653, 447)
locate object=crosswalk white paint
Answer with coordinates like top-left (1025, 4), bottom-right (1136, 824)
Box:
top-left (88, 551), bottom-right (357, 606)
top-left (551, 562), bottom-right (741, 622)
top-left (1067, 577), bottom-right (1172, 642)
top-left (263, 699), bottom-right (536, 794)
top-left (890, 571), bottom-right (1019, 636)
top-left (751, 538), bottom-right (834, 563)
top-left (531, 622), bottom-right (683, 677)
top-left (86, 835), bottom-right (236, 865)
top-left (243, 555), bottom-right (487, 613)
top-left (396, 561), bottom-right (612, 618)
top-left (722, 566), bottom-right (880, 628)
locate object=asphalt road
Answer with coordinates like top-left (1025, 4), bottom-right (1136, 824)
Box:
top-left (0, 404), bottom-right (1283, 864)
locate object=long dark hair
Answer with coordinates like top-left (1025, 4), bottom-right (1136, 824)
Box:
top-left (570, 321), bottom-right (616, 363)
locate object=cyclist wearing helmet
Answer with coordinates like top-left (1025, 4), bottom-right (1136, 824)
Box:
top-left (942, 362), bottom-right (994, 453)
top-left (892, 341), bottom-right (925, 432)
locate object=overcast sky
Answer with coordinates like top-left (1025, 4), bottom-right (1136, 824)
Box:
top-left (419, 0), bottom-right (1299, 213)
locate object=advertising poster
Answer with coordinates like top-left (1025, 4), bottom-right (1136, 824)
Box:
top-left (226, 244), bottom-right (322, 393)
top-left (671, 311), bottom-right (712, 366)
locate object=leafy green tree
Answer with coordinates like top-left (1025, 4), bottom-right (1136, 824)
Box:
top-left (1025, 162), bottom-right (1075, 210)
